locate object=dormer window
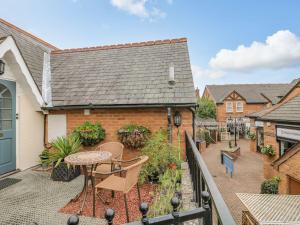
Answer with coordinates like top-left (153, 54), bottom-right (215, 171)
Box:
top-left (236, 101), bottom-right (243, 112)
top-left (226, 102), bottom-right (233, 113)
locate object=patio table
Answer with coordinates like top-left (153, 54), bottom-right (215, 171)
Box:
top-left (64, 150), bottom-right (112, 216)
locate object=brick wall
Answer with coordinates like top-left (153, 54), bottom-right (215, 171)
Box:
top-left (281, 85), bottom-right (300, 103)
top-left (262, 122), bottom-right (279, 179)
top-left (277, 148), bottom-right (300, 194)
top-left (216, 100), bottom-right (267, 123)
top-left (48, 107), bottom-right (193, 159)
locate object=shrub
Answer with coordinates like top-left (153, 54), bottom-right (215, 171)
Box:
top-left (139, 130), bottom-right (181, 184)
top-left (73, 121), bottom-right (105, 146)
top-left (117, 124), bottom-right (150, 149)
top-left (261, 176), bottom-right (280, 194)
top-left (248, 132), bottom-right (256, 140)
top-left (196, 97), bottom-right (216, 119)
top-left (149, 169), bottom-right (182, 217)
top-left (196, 128), bottom-right (212, 146)
top-left (261, 145), bottom-right (275, 157)
top-left (39, 149), bottom-right (50, 167)
top-left (49, 135), bottom-right (82, 167)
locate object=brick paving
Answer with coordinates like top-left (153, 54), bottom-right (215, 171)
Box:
top-left (0, 169), bottom-right (105, 225)
top-left (201, 139), bottom-right (264, 225)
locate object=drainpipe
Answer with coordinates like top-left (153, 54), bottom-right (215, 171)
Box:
top-left (167, 107), bottom-right (172, 143)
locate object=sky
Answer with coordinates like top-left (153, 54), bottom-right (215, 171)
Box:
top-left (1, 0), bottom-right (300, 93)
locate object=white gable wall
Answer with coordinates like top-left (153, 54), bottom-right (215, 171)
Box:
top-left (1, 53), bottom-right (44, 170)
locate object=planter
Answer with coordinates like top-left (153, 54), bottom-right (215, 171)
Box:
top-left (51, 162), bottom-right (80, 182)
top-left (250, 139), bottom-right (256, 152)
top-left (80, 137), bottom-right (100, 146)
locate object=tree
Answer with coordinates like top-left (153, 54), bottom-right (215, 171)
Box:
top-left (196, 97), bottom-right (216, 119)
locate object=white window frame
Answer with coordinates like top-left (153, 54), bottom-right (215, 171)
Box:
top-left (236, 101), bottom-right (243, 112)
top-left (226, 102), bottom-right (233, 113)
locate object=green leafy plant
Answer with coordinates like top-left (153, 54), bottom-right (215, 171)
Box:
top-left (261, 145), bottom-right (275, 157)
top-left (49, 135), bottom-right (81, 167)
top-left (196, 128), bottom-right (212, 147)
top-left (139, 130), bottom-right (181, 184)
top-left (117, 124), bottom-right (150, 149)
top-left (73, 121), bottom-right (105, 146)
top-left (39, 149), bottom-right (50, 167)
top-left (149, 169), bottom-right (182, 217)
top-left (196, 97), bottom-right (216, 119)
top-left (261, 176), bottom-right (280, 194)
top-left (248, 132), bottom-right (256, 140)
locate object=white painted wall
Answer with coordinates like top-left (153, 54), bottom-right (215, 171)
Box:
top-left (1, 53), bottom-right (44, 170)
top-left (48, 114), bottom-right (67, 142)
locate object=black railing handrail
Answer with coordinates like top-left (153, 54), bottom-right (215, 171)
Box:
top-left (185, 130), bottom-right (237, 225)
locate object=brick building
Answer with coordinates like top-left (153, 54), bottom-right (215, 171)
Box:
top-left (0, 18), bottom-right (195, 175)
top-left (249, 79), bottom-right (300, 194)
top-left (203, 83), bottom-right (290, 124)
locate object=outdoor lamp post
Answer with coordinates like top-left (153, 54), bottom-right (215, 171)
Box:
top-left (228, 116), bottom-right (237, 147)
top-left (174, 111), bottom-right (182, 127)
top-left (0, 60), bottom-right (5, 75)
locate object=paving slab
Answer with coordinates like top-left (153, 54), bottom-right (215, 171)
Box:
top-left (201, 139), bottom-right (264, 225)
top-left (0, 169), bottom-right (105, 225)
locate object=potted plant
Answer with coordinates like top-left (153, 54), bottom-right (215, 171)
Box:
top-left (73, 121), bottom-right (105, 146)
top-left (39, 149), bottom-right (50, 169)
top-left (261, 176), bottom-right (280, 194)
top-left (117, 124), bottom-right (150, 149)
top-left (248, 132), bottom-right (256, 152)
top-left (49, 135), bottom-right (82, 182)
top-left (261, 145), bottom-right (275, 157)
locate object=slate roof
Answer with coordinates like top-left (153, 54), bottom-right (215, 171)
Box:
top-left (0, 19), bottom-right (58, 92)
top-left (206, 83), bottom-right (289, 104)
top-left (0, 19), bottom-right (195, 107)
top-left (259, 94), bottom-right (300, 123)
top-left (50, 39), bottom-right (196, 107)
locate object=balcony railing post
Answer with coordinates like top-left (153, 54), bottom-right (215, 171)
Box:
top-left (202, 191), bottom-right (212, 225)
top-left (67, 215), bottom-right (79, 225)
top-left (140, 202), bottom-right (149, 225)
top-left (105, 208), bottom-right (115, 225)
top-left (171, 197), bottom-right (182, 225)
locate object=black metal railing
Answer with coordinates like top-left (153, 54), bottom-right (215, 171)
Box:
top-left (185, 131), bottom-right (236, 225)
top-left (28, 195), bottom-right (212, 225)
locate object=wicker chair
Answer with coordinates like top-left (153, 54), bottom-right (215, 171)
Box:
top-left (93, 156), bottom-right (148, 222)
top-left (94, 142), bottom-right (124, 178)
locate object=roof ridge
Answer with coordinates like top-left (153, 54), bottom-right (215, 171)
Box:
top-left (206, 83), bottom-right (288, 86)
top-left (0, 18), bottom-right (59, 50)
top-left (51, 37), bottom-right (187, 54)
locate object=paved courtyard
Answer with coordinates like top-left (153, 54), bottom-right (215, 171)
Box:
top-left (0, 170), bottom-right (105, 225)
top-left (201, 139), bottom-right (264, 225)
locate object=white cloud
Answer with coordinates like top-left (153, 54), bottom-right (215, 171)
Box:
top-left (110, 0), bottom-right (166, 20)
top-left (210, 30), bottom-right (300, 72)
top-left (166, 0), bottom-right (173, 4)
top-left (191, 65), bottom-right (224, 80)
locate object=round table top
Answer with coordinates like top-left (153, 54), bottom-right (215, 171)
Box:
top-left (64, 151), bottom-right (112, 166)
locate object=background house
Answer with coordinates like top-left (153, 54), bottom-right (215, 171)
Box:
top-left (249, 78), bottom-right (300, 194)
top-left (0, 18), bottom-right (195, 175)
top-left (203, 83), bottom-right (290, 124)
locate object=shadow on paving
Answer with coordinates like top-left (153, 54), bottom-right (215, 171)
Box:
top-left (201, 139), bottom-right (264, 225)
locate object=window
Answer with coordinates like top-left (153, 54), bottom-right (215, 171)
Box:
top-left (226, 102), bottom-right (233, 112)
top-left (236, 101), bottom-right (243, 112)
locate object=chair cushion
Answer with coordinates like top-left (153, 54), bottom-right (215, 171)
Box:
top-left (95, 175), bottom-right (126, 193)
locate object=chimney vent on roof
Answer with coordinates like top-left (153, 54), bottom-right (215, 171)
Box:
top-left (168, 63), bottom-right (175, 88)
